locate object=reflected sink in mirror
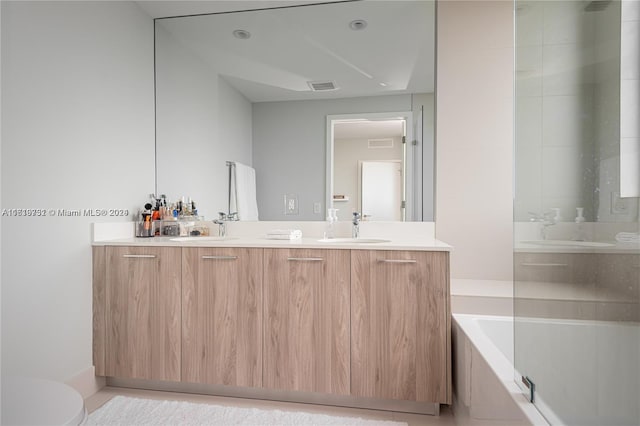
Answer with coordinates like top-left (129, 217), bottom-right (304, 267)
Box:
top-left (521, 240), bottom-right (615, 248)
top-left (170, 236), bottom-right (239, 242)
top-left (317, 238), bottom-right (391, 244)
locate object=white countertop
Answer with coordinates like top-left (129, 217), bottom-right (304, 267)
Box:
top-left (91, 221), bottom-right (451, 251)
top-left (92, 235), bottom-right (452, 251)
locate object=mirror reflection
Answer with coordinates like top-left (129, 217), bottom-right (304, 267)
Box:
top-left (514, 0), bottom-right (639, 224)
top-left (155, 0), bottom-right (435, 221)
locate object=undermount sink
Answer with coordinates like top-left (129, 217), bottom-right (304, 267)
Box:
top-left (170, 236), bottom-right (238, 242)
top-left (317, 238), bottom-right (391, 244)
top-left (521, 240), bottom-right (614, 248)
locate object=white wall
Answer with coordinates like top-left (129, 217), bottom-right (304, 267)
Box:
top-left (155, 24), bottom-right (253, 219)
top-left (1, 1), bottom-right (155, 382)
top-left (252, 94), bottom-right (432, 221)
top-left (436, 1), bottom-right (514, 281)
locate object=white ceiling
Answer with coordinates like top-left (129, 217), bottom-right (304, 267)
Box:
top-left (136, 1), bottom-right (346, 19)
top-left (146, 1), bottom-right (435, 103)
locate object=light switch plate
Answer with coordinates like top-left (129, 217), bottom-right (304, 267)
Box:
top-left (284, 194), bottom-right (299, 215)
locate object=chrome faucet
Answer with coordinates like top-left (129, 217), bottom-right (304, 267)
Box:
top-left (352, 212), bottom-right (361, 239)
top-left (213, 212), bottom-right (239, 237)
top-left (213, 212), bottom-right (228, 237)
top-left (528, 211), bottom-right (556, 240)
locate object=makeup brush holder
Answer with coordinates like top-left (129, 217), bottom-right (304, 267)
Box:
top-left (135, 221), bottom-right (154, 238)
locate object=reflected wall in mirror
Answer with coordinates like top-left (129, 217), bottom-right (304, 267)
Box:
top-left (514, 0), bottom-right (639, 224)
top-left (155, 0), bottom-right (435, 221)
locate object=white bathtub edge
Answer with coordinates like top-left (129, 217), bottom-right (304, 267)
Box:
top-left (452, 314), bottom-right (550, 426)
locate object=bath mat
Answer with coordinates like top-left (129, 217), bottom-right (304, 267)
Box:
top-left (88, 395), bottom-right (408, 426)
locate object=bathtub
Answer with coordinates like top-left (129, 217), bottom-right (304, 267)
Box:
top-left (453, 314), bottom-right (640, 426)
top-left (452, 314), bottom-right (548, 425)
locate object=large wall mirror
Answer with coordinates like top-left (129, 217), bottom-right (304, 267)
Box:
top-left (154, 0), bottom-right (436, 221)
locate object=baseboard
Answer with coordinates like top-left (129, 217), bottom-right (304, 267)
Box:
top-left (106, 377), bottom-right (441, 415)
top-left (65, 366), bottom-right (106, 399)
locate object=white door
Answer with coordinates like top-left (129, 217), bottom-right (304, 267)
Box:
top-left (361, 161), bottom-right (402, 221)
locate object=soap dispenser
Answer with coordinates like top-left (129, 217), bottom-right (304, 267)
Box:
top-left (573, 207), bottom-right (586, 241)
top-left (324, 208), bottom-right (338, 239)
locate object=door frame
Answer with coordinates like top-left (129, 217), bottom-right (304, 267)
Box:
top-left (326, 111), bottom-right (414, 221)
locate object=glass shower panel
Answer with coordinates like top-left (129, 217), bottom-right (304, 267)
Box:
top-left (514, 1), bottom-right (639, 424)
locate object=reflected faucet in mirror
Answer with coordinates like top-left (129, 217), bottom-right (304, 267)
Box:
top-left (213, 212), bottom-right (238, 237)
top-left (352, 212), bottom-right (361, 239)
top-left (528, 211), bottom-right (557, 240)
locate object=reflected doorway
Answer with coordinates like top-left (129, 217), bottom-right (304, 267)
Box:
top-left (326, 112), bottom-right (414, 221)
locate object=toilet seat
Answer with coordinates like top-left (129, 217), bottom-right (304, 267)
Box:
top-left (2, 377), bottom-right (87, 425)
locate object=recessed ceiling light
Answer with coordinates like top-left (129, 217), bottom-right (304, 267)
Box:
top-left (349, 19), bottom-right (367, 31)
top-left (232, 29), bottom-right (251, 40)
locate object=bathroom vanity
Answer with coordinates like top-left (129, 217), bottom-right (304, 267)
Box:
top-left (92, 229), bottom-right (452, 413)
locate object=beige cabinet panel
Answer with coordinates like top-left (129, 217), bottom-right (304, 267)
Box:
top-left (264, 248), bottom-right (350, 395)
top-left (351, 250), bottom-right (450, 403)
top-left (92, 246), bottom-right (106, 376)
top-left (182, 247), bottom-right (263, 387)
top-left (105, 246), bottom-right (181, 381)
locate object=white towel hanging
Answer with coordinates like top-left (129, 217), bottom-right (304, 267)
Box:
top-left (229, 161), bottom-right (259, 221)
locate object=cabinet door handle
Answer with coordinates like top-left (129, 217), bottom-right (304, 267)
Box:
top-left (520, 263), bottom-right (568, 267)
top-left (202, 255), bottom-right (238, 260)
top-left (287, 257), bottom-right (324, 262)
top-left (122, 254), bottom-right (157, 258)
top-left (378, 259), bottom-right (417, 264)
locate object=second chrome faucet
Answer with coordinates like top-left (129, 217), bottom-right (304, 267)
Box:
top-left (213, 212), bottom-right (238, 237)
top-left (352, 212), bottom-right (361, 239)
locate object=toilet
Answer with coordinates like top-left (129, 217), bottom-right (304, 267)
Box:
top-left (2, 377), bottom-right (88, 425)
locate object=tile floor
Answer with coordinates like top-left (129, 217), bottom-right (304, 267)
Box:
top-left (85, 387), bottom-right (457, 426)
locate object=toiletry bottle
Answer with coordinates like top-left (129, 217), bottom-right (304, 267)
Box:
top-left (324, 208), bottom-right (338, 239)
top-left (573, 207), bottom-right (586, 241)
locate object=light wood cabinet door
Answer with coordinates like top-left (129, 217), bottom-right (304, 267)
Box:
top-left (182, 247), bottom-right (263, 387)
top-left (105, 246), bottom-right (181, 381)
top-left (351, 250), bottom-right (450, 403)
top-left (93, 246), bottom-right (107, 376)
top-left (264, 248), bottom-right (350, 395)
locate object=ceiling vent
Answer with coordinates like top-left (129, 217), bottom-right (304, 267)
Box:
top-left (308, 81), bottom-right (339, 92)
top-left (368, 138), bottom-right (394, 149)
